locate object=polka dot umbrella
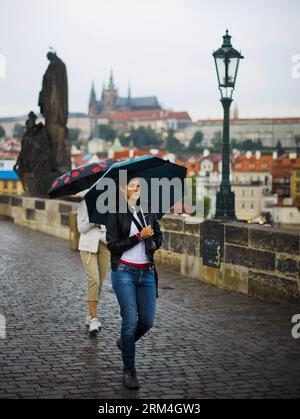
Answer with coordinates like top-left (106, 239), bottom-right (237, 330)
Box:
top-left (47, 159), bottom-right (116, 199)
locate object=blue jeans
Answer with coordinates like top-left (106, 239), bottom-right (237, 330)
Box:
top-left (111, 262), bottom-right (157, 370)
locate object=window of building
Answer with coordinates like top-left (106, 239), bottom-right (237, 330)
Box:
top-left (3, 180), bottom-right (8, 189)
top-left (12, 180), bottom-right (17, 189)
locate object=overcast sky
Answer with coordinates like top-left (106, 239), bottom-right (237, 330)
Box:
top-left (0, 0), bottom-right (299, 121)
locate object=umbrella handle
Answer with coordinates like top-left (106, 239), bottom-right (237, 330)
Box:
top-left (140, 206), bottom-right (148, 228)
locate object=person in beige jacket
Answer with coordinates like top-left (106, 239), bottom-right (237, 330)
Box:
top-left (77, 198), bottom-right (109, 334)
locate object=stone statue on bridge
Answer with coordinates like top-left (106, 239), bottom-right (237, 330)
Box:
top-left (14, 111), bottom-right (58, 196)
top-left (14, 51), bottom-right (71, 197)
top-left (38, 51), bottom-right (71, 175)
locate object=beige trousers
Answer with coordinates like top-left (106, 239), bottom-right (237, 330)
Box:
top-left (80, 242), bottom-right (110, 302)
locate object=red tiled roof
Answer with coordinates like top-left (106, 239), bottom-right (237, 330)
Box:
top-left (271, 157), bottom-right (300, 178)
top-left (112, 149), bottom-right (168, 160)
top-left (110, 110), bottom-right (191, 122)
top-left (111, 110), bottom-right (165, 121)
top-left (232, 155), bottom-right (273, 172)
top-left (167, 112), bottom-right (191, 120)
top-left (291, 157), bottom-right (300, 168)
top-left (0, 151), bottom-right (19, 159)
top-left (202, 153), bottom-right (222, 163)
top-left (176, 160), bottom-right (199, 175)
top-left (196, 117), bottom-right (300, 124)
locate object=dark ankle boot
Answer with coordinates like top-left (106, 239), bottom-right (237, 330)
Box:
top-left (122, 368), bottom-right (140, 389)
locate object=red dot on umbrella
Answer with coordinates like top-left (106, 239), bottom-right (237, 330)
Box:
top-left (92, 167), bottom-right (101, 173)
top-left (52, 181), bottom-right (58, 187)
top-left (64, 176), bottom-right (70, 184)
top-left (71, 171), bottom-right (80, 178)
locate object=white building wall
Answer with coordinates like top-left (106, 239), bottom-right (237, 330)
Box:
top-left (232, 185), bottom-right (263, 221)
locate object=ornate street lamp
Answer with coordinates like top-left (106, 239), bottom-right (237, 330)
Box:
top-left (213, 29), bottom-right (244, 219)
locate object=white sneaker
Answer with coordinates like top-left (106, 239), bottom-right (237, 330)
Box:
top-left (85, 314), bottom-right (91, 327)
top-left (89, 318), bottom-right (101, 334)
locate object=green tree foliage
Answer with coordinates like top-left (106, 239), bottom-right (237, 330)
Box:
top-left (239, 138), bottom-right (263, 150)
top-left (276, 140), bottom-right (285, 156)
top-left (211, 130), bottom-right (222, 152)
top-left (188, 130), bottom-right (203, 152)
top-left (294, 135), bottom-right (300, 155)
top-left (13, 123), bottom-right (25, 140)
top-left (119, 134), bottom-right (131, 147)
top-left (68, 128), bottom-right (81, 143)
top-left (214, 137), bottom-right (264, 151)
top-left (0, 125), bottom-right (6, 138)
top-left (204, 196), bottom-right (211, 219)
top-left (165, 129), bottom-right (184, 153)
top-left (189, 175), bottom-right (211, 218)
top-left (128, 126), bottom-right (163, 149)
top-left (97, 124), bottom-right (116, 142)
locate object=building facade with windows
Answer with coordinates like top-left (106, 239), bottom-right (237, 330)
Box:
top-left (0, 160), bottom-right (24, 195)
top-left (232, 154), bottom-right (273, 194)
top-left (291, 161), bottom-right (300, 204)
top-left (194, 117), bottom-right (300, 148)
top-left (232, 183), bottom-right (264, 221)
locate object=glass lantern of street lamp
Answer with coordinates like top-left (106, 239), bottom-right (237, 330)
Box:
top-left (213, 29), bottom-right (244, 99)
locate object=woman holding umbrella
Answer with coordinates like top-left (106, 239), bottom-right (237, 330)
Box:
top-left (106, 171), bottom-right (163, 390)
top-left (84, 155), bottom-right (186, 388)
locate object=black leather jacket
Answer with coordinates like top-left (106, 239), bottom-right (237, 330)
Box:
top-left (106, 208), bottom-right (163, 297)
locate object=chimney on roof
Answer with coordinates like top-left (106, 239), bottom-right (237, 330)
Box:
top-left (255, 150), bottom-right (261, 159)
top-left (232, 149), bottom-right (240, 158)
top-left (272, 151), bottom-right (278, 160)
top-left (245, 151), bottom-right (252, 159)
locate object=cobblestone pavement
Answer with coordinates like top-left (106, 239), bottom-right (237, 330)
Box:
top-left (0, 220), bottom-right (299, 399)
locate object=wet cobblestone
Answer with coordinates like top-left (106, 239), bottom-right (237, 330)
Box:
top-left (0, 220), bottom-right (299, 399)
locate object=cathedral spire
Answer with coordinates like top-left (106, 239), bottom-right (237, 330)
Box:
top-left (128, 82), bottom-right (131, 99)
top-left (101, 80), bottom-right (106, 98)
top-left (108, 69), bottom-right (116, 91)
top-left (89, 80), bottom-right (96, 107)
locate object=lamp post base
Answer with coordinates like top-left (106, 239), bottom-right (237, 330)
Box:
top-left (214, 186), bottom-right (237, 220)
